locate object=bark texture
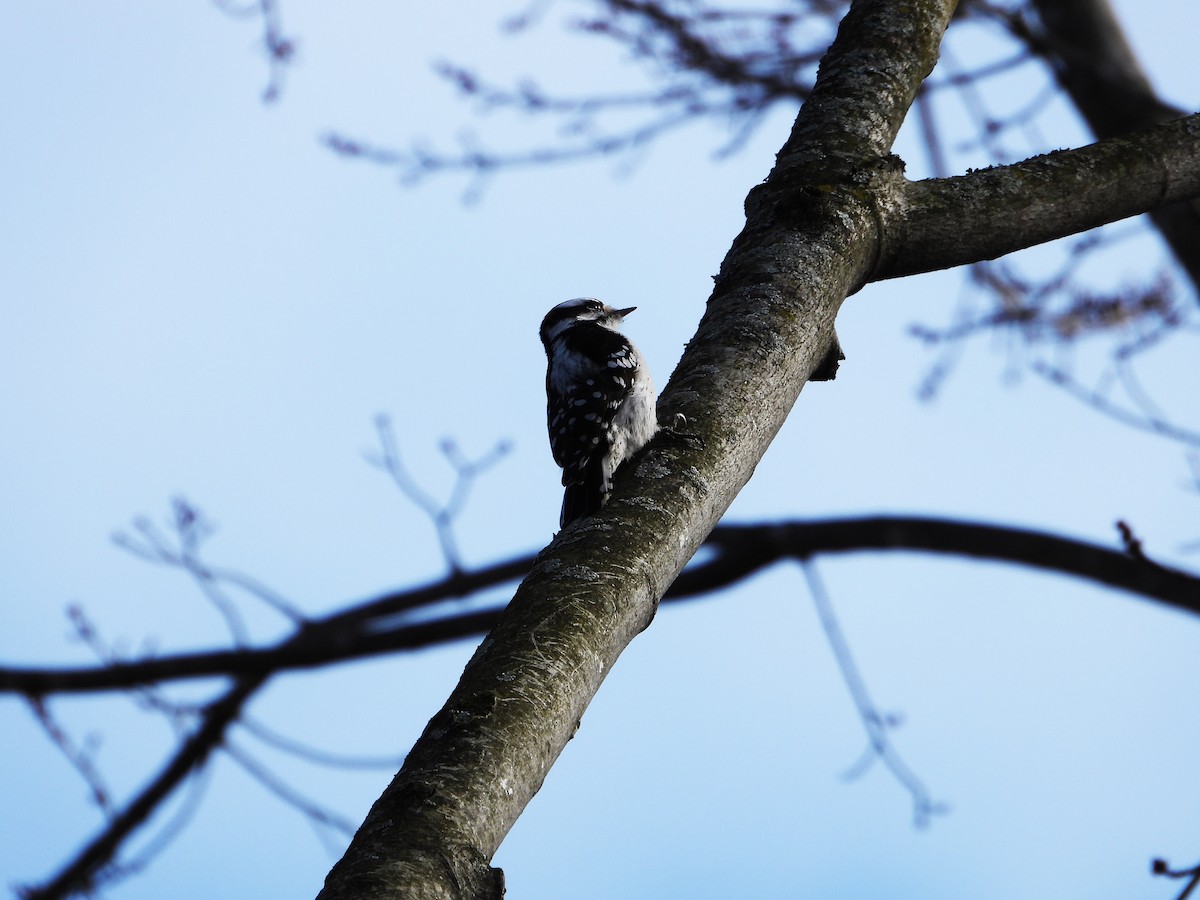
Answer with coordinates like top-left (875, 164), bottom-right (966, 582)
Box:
top-left (1029, 0), bottom-right (1200, 293)
top-left (318, 1), bottom-right (957, 897)
top-left (319, 1), bottom-right (1200, 896)
top-left (882, 113), bottom-right (1200, 279)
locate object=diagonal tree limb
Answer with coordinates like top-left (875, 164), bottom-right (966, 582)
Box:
top-left (316, 2), bottom-right (959, 897)
top-left (316, 0), bottom-right (1200, 892)
top-left (18, 2), bottom-right (1200, 893)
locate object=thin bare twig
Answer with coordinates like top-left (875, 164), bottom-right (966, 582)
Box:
top-left (365, 415), bottom-right (510, 573)
top-left (800, 561), bottom-right (947, 827)
top-left (18, 675), bottom-right (265, 900)
top-left (238, 715), bottom-right (405, 770)
top-left (325, 101), bottom-right (725, 204)
top-left (224, 740), bottom-right (358, 855)
top-left (1031, 361), bottom-right (1200, 448)
top-left (26, 697), bottom-right (114, 818)
top-left (112, 497), bottom-right (306, 626)
top-left (211, 0), bottom-right (295, 102)
top-left (1152, 857), bottom-right (1200, 900)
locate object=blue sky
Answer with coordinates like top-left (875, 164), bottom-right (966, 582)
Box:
top-left (1, 1), bottom-right (1198, 897)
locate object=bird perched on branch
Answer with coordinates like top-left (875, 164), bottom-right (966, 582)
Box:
top-left (540, 298), bottom-right (657, 527)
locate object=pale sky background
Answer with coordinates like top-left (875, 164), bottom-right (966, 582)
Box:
top-left (1, 1), bottom-right (1198, 898)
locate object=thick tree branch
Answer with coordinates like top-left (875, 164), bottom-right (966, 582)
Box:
top-left (1026, 0), bottom-right (1200, 294)
top-left (878, 113), bottom-right (1200, 280)
top-left (317, 2), bottom-right (958, 897)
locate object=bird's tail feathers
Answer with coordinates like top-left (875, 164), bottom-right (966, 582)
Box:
top-left (559, 458), bottom-right (609, 527)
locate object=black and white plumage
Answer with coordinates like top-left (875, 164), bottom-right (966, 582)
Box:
top-left (540, 297), bottom-right (657, 527)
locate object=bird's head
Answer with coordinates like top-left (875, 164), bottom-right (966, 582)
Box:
top-left (539, 297), bottom-right (636, 345)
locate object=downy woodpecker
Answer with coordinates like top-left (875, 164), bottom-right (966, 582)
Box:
top-left (540, 298), bottom-right (657, 527)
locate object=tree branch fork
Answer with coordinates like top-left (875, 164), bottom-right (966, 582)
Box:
top-left (21, 0), bottom-right (1200, 896)
top-left (313, 0), bottom-right (1200, 895)
top-left (883, 111), bottom-right (1200, 280)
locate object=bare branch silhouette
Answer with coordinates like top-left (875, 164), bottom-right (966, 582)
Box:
top-left (26, 697), bottom-right (114, 818)
top-left (1030, 361), bottom-right (1200, 448)
top-left (238, 715), bottom-right (405, 770)
top-left (801, 562), bottom-right (947, 827)
top-left (112, 496), bottom-right (306, 626)
top-left (211, 0), bottom-right (294, 102)
top-left (1152, 857), bottom-right (1200, 900)
top-left (18, 676), bottom-right (263, 900)
top-left (12, 502), bottom-right (1199, 895)
top-left (224, 740), bottom-right (358, 853)
top-left (366, 415), bottom-right (511, 573)
top-left (912, 255), bottom-right (1200, 448)
top-left (7, 516), bottom-right (1198, 699)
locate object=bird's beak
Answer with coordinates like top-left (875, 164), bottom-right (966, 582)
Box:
top-left (612, 306), bottom-right (637, 318)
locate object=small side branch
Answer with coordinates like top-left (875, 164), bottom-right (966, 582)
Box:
top-left (1030, 361), bottom-right (1200, 448)
top-left (211, 0), bottom-right (294, 101)
top-left (112, 497), bottom-right (307, 633)
top-left (238, 715), bottom-right (404, 770)
top-left (26, 697), bottom-right (114, 818)
top-left (365, 415), bottom-right (510, 574)
top-left (1152, 857), bottom-right (1200, 900)
top-left (801, 562), bottom-right (946, 826)
top-left (224, 740), bottom-right (357, 854)
top-left (18, 676), bottom-right (265, 899)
